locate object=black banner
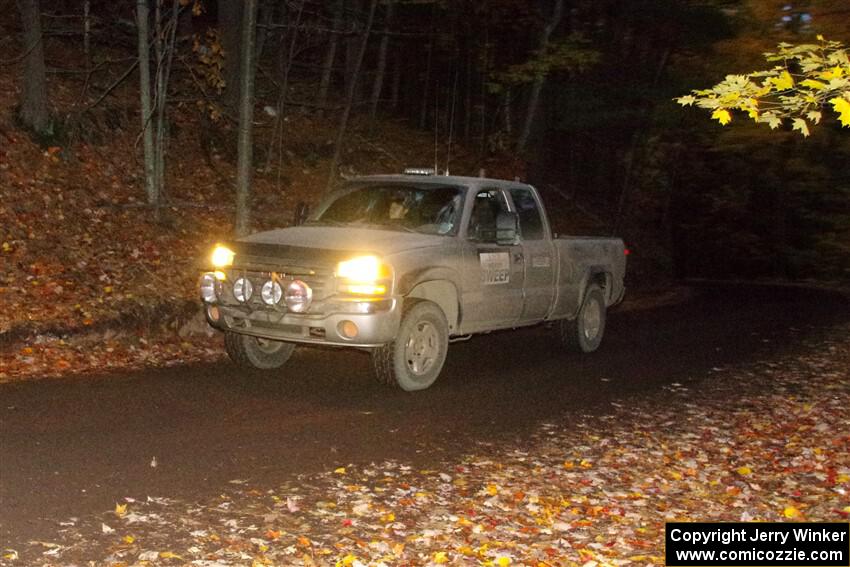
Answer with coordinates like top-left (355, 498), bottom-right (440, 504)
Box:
top-left (666, 522), bottom-right (849, 566)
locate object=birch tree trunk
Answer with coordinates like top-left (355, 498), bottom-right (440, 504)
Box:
top-left (235, 0), bottom-right (259, 236)
top-left (136, 0), bottom-right (158, 206)
top-left (516, 0), bottom-right (563, 154)
top-left (15, 0), bottom-right (50, 135)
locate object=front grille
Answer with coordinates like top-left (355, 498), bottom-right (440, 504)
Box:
top-left (222, 262), bottom-right (333, 312)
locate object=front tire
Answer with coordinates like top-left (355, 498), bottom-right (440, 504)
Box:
top-left (372, 300), bottom-right (449, 391)
top-left (224, 332), bottom-right (295, 370)
top-left (560, 284), bottom-right (606, 353)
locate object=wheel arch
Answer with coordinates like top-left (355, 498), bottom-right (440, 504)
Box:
top-left (577, 268), bottom-right (612, 310)
top-left (401, 271), bottom-right (460, 334)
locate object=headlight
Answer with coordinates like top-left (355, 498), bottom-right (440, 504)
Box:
top-left (200, 273), bottom-right (218, 303)
top-left (261, 280), bottom-right (283, 305)
top-left (211, 245), bottom-right (235, 268)
top-left (336, 256), bottom-right (382, 281)
top-left (285, 279), bottom-right (313, 313)
top-left (233, 277), bottom-right (253, 303)
top-left (336, 255), bottom-right (390, 295)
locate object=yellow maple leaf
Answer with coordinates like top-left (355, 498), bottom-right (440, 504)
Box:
top-left (114, 503), bottom-right (127, 517)
top-left (333, 467), bottom-right (346, 474)
top-left (486, 484), bottom-right (499, 496)
top-left (830, 97), bottom-right (850, 127)
top-left (820, 66), bottom-right (845, 80)
top-left (736, 466), bottom-right (753, 476)
top-left (433, 551), bottom-right (450, 563)
top-left (122, 535), bottom-right (135, 544)
top-left (496, 557), bottom-right (512, 566)
top-left (800, 79), bottom-right (827, 90)
top-left (335, 554), bottom-right (357, 567)
top-left (783, 505), bottom-right (803, 519)
top-left (772, 70), bottom-right (795, 91)
top-left (712, 109), bottom-right (732, 126)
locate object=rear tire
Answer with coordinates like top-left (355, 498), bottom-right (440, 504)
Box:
top-left (372, 300), bottom-right (448, 391)
top-left (224, 332), bottom-right (295, 370)
top-left (560, 284), bottom-right (606, 353)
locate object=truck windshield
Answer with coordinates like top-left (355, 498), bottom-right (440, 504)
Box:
top-left (313, 184), bottom-right (465, 236)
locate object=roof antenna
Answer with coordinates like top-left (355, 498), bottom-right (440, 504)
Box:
top-left (433, 80), bottom-right (439, 175)
top-left (446, 63), bottom-right (458, 176)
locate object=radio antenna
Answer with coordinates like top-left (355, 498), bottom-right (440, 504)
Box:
top-left (446, 64), bottom-right (458, 176)
top-left (433, 80), bottom-right (439, 174)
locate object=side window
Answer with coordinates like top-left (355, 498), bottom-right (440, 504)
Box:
top-left (509, 188), bottom-right (544, 240)
top-left (468, 189), bottom-right (509, 242)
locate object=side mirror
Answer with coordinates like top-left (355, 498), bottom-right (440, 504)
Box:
top-left (293, 201), bottom-right (310, 226)
top-left (496, 211), bottom-right (519, 246)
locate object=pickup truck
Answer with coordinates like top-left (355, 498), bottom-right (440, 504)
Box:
top-left (199, 171), bottom-right (626, 391)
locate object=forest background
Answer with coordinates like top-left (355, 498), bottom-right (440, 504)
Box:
top-left (1, 0), bottom-right (849, 378)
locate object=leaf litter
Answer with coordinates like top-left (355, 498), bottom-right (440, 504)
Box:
top-left (2, 323), bottom-right (848, 566)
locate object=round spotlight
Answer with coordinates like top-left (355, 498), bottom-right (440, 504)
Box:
top-left (233, 277), bottom-right (253, 303)
top-left (200, 273), bottom-right (217, 303)
top-left (285, 279), bottom-right (313, 313)
top-left (261, 280), bottom-right (283, 305)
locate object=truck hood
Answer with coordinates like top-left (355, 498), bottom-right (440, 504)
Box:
top-left (233, 225), bottom-right (447, 266)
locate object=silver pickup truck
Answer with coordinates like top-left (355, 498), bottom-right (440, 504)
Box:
top-left (200, 172), bottom-right (626, 391)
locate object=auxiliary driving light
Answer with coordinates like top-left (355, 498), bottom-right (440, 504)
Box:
top-left (285, 279), bottom-right (313, 313)
top-left (261, 280), bottom-right (283, 305)
top-left (200, 273), bottom-right (218, 303)
top-left (233, 277), bottom-right (253, 303)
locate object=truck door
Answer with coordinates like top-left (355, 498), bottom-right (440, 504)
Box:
top-left (459, 188), bottom-right (525, 332)
top-left (508, 187), bottom-right (556, 322)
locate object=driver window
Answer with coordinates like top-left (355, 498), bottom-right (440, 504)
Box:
top-left (469, 189), bottom-right (509, 242)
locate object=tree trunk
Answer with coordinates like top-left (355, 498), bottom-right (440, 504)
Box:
top-left (136, 0), bottom-right (158, 206)
top-left (369, 1), bottom-right (393, 121)
top-left (318, 0), bottom-right (343, 113)
top-left (255, 0), bottom-right (275, 62)
top-left (15, 0), bottom-right (50, 135)
top-left (516, 0), bottom-right (563, 154)
top-left (219, 0), bottom-right (243, 109)
top-left (153, 0), bottom-right (179, 209)
top-left (326, 0), bottom-right (377, 193)
top-left (83, 0), bottom-right (91, 68)
top-left (344, 0), bottom-right (364, 104)
top-left (235, 0), bottom-right (259, 236)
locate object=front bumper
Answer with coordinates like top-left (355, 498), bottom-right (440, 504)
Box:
top-left (205, 297), bottom-right (402, 347)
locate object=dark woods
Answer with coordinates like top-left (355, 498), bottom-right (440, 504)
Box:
top-left (7, 0), bottom-right (850, 281)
